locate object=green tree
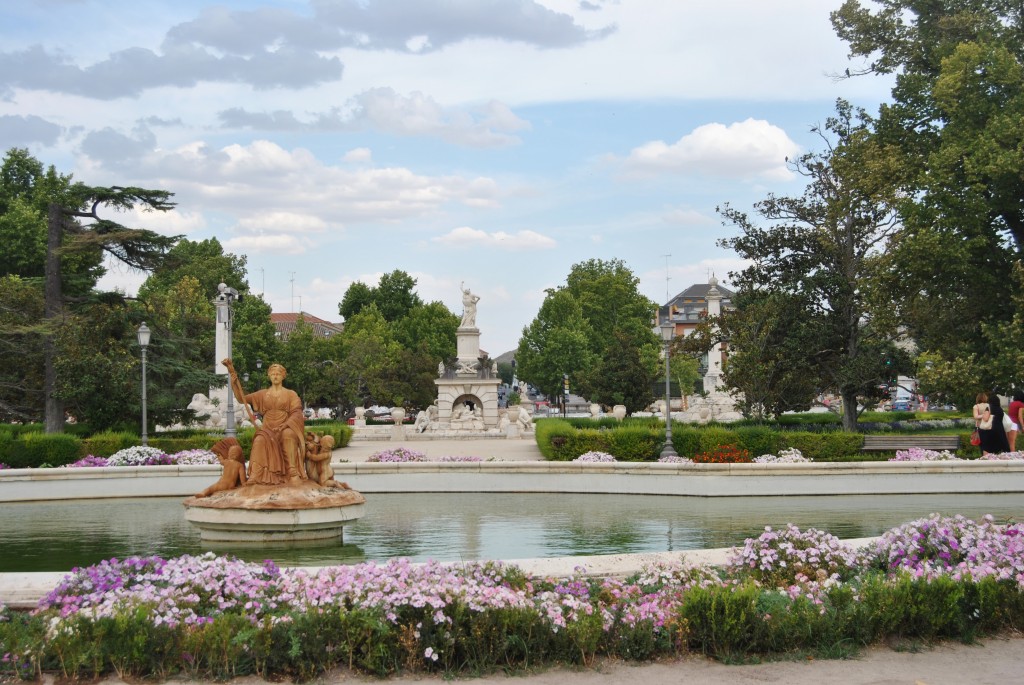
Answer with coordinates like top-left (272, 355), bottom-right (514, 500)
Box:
top-left (374, 270), bottom-right (423, 322)
top-left (391, 300), bottom-right (458, 362)
top-left (138, 238), bottom-right (247, 303)
top-left (586, 329), bottom-right (659, 412)
top-left (339, 270), bottom-right (423, 323)
top-left (681, 291), bottom-right (824, 420)
top-left (718, 102), bottom-right (904, 430)
top-left (668, 349), bottom-right (701, 399)
top-left (338, 281), bottom-right (374, 321)
top-left (337, 275), bottom-right (455, 410)
top-left (338, 305), bottom-right (401, 408)
top-left (54, 301), bottom-right (138, 431)
top-left (518, 259), bottom-right (659, 408)
top-left (516, 289), bottom-right (597, 403)
top-left (230, 294), bottom-right (279, 385)
top-left (42, 183), bottom-right (177, 431)
top-left (832, 0), bottom-right (1024, 366)
top-left (0, 276), bottom-right (45, 422)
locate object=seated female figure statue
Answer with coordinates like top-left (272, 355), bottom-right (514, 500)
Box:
top-left (228, 361), bottom-right (306, 485)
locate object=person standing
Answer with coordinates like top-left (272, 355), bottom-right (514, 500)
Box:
top-left (980, 392), bottom-right (1010, 456)
top-left (1008, 390), bottom-right (1024, 452)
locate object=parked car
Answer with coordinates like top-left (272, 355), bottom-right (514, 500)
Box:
top-left (891, 400), bottom-right (911, 411)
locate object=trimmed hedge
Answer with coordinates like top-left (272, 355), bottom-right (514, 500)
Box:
top-left (0, 432), bottom-right (81, 468)
top-left (0, 422), bottom-right (354, 468)
top-left (777, 431), bottom-right (865, 461)
top-left (535, 420), bottom-right (901, 462)
top-left (536, 419), bottom-right (664, 461)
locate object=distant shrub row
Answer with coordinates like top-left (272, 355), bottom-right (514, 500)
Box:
top-left (0, 423), bottom-right (353, 469)
top-left (535, 419), bottom-right (926, 462)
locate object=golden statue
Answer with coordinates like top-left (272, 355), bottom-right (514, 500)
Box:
top-left (225, 359), bottom-right (306, 484)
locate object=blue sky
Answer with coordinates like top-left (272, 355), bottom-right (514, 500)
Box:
top-left (0, 0), bottom-right (893, 354)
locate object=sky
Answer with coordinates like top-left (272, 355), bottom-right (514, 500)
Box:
top-left (0, 0), bottom-right (894, 355)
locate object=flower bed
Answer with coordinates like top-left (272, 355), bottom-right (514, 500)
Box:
top-left (890, 448), bottom-right (1024, 462)
top-left (64, 447), bottom-right (218, 468)
top-left (368, 449), bottom-right (488, 463)
top-left (753, 447), bottom-right (810, 464)
top-left (573, 451), bottom-right (617, 463)
top-left (692, 444), bottom-right (751, 464)
top-left (4, 514), bottom-right (1024, 681)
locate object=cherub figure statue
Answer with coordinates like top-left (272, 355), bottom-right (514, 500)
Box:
top-left (304, 432), bottom-right (350, 489)
top-left (195, 437), bottom-right (247, 498)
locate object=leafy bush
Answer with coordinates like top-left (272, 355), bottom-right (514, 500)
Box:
top-left (2, 432), bottom-right (81, 468)
top-left (669, 426), bottom-right (702, 458)
top-left (82, 431), bottom-right (140, 458)
top-left (603, 426), bottom-right (663, 461)
top-left (731, 425), bottom-right (781, 456)
top-left (696, 426), bottom-right (739, 454)
top-left (777, 431), bottom-right (863, 461)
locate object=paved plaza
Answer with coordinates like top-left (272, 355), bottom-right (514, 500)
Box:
top-left (338, 435), bottom-right (546, 462)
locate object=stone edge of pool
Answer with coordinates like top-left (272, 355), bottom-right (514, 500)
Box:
top-left (3, 460), bottom-right (1024, 502)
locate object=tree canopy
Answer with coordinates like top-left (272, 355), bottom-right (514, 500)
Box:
top-left (714, 102), bottom-right (908, 429)
top-left (832, 0), bottom-right (1024, 393)
top-left (517, 259), bottom-right (658, 411)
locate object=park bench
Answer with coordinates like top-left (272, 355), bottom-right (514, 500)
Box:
top-left (861, 435), bottom-right (962, 452)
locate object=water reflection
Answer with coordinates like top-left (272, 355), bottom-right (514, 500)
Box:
top-left (2, 493), bottom-right (1022, 572)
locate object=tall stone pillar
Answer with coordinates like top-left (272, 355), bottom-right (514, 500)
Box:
top-left (703, 275), bottom-right (724, 392)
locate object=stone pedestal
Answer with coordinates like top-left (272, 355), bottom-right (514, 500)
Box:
top-left (432, 324), bottom-right (501, 432)
top-left (183, 482), bottom-right (366, 543)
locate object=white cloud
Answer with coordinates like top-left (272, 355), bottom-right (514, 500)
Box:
top-left (661, 207), bottom-right (716, 226)
top-left (222, 233), bottom-right (308, 255)
top-left (75, 137), bottom-right (501, 225)
top-left (623, 119), bottom-right (800, 181)
top-left (343, 147), bottom-right (372, 163)
top-left (432, 226), bottom-right (557, 250)
top-left (235, 212), bottom-right (329, 234)
top-left (219, 88), bottom-right (531, 148)
top-left (123, 207), bottom-right (206, 235)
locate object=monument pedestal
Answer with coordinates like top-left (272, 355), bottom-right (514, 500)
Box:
top-left (183, 482), bottom-right (366, 543)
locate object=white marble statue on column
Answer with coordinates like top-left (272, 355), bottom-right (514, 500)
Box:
top-left (460, 282), bottom-right (480, 328)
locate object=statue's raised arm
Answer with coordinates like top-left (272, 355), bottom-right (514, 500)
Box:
top-left (222, 358), bottom-right (257, 425)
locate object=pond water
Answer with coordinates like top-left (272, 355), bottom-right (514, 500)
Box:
top-left (3, 492), bottom-right (1024, 572)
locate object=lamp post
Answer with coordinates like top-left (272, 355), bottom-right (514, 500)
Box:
top-left (214, 283), bottom-right (240, 438)
top-left (137, 322), bottom-right (151, 446)
top-left (255, 359), bottom-right (262, 390)
top-left (659, 321), bottom-right (678, 459)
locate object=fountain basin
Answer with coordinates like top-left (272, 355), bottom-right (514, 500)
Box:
top-left (184, 503), bottom-right (366, 542)
top-left (182, 481), bottom-right (366, 542)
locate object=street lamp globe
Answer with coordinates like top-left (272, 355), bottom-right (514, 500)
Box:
top-left (137, 322), bottom-right (151, 348)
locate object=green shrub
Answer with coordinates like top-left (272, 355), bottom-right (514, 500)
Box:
top-left (731, 425), bottom-right (780, 457)
top-left (696, 426), bottom-right (738, 454)
top-left (773, 412), bottom-right (841, 426)
top-left (959, 432), bottom-right (981, 458)
top-left (4, 432), bottom-right (82, 468)
top-left (777, 431), bottom-right (862, 461)
top-left (81, 431), bottom-right (139, 458)
top-left (604, 426), bottom-right (663, 461)
top-left (681, 583), bottom-right (765, 658)
top-left (535, 419), bottom-right (577, 460)
top-left (670, 426), bottom-right (702, 458)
